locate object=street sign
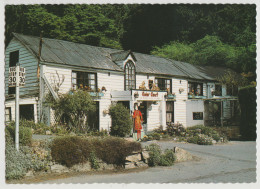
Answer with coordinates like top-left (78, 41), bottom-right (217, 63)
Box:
top-left (9, 66), bottom-right (25, 87)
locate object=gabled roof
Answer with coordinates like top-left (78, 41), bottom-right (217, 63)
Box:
top-left (110, 50), bottom-right (136, 62)
top-left (12, 33), bottom-right (233, 81)
top-left (13, 33), bottom-right (122, 71)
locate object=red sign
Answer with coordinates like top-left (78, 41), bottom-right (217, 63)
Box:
top-left (142, 92), bottom-right (158, 97)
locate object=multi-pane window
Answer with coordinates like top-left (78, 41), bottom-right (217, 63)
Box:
top-left (166, 102), bottom-right (174, 123)
top-left (72, 71), bottom-right (97, 91)
top-left (188, 82), bottom-right (203, 96)
top-left (155, 78), bottom-right (172, 92)
top-left (5, 107), bottom-right (11, 122)
top-left (125, 61), bottom-right (136, 90)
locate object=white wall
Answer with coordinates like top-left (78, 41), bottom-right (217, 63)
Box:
top-left (97, 72), bottom-right (124, 92)
top-left (172, 78), bottom-right (188, 127)
top-left (5, 98), bottom-right (38, 122)
top-left (186, 100), bottom-right (204, 127)
top-left (146, 102), bottom-right (161, 131)
top-left (44, 65), bottom-right (72, 94)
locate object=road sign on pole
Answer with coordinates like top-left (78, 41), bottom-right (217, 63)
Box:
top-left (9, 64), bottom-right (25, 151)
top-left (9, 66), bottom-right (25, 87)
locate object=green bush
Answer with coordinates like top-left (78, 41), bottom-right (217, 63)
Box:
top-left (166, 122), bottom-right (185, 136)
top-left (197, 135), bottom-right (213, 145)
top-left (89, 151), bottom-right (100, 170)
top-left (5, 143), bottom-right (46, 180)
top-left (6, 125), bottom-right (32, 146)
top-left (92, 137), bottom-right (141, 166)
top-left (145, 144), bottom-right (162, 167)
top-left (50, 136), bottom-right (142, 168)
top-left (187, 136), bottom-right (199, 144)
top-left (145, 144), bottom-right (176, 167)
top-left (109, 103), bottom-right (132, 137)
top-left (46, 89), bottom-right (96, 133)
top-left (160, 149), bottom-right (176, 166)
top-left (50, 136), bottom-right (91, 167)
top-left (238, 85), bottom-right (256, 141)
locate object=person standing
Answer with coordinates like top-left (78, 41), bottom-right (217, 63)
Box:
top-left (133, 104), bottom-right (143, 141)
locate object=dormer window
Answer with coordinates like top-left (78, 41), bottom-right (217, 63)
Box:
top-left (124, 61), bottom-right (136, 90)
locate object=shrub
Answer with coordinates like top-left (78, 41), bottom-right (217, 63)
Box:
top-left (152, 133), bottom-right (161, 140)
top-left (186, 125), bottom-right (221, 141)
top-left (166, 122), bottom-right (185, 136)
top-left (93, 137), bottom-right (141, 166)
top-left (50, 136), bottom-right (141, 168)
top-left (6, 125), bottom-right (32, 146)
top-left (145, 144), bottom-right (176, 167)
top-left (145, 144), bottom-right (162, 167)
top-left (197, 134), bottom-right (213, 145)
top-left (160, 149), bottom-right (176, 166)
top-left (5, 143), bottom-right (46, 180)
top-left (187, 136), bottom-right (199, 144)
top-left (46, 89), bottom-right (96, 133)
top-left (50, 136), bottom-right (90, 167)
top-left (89, 151), bottom-right (100, 170)
top-left (238, 85), bottom-right (256, 141)
top-left (109, 103), bottom-right (132, 137)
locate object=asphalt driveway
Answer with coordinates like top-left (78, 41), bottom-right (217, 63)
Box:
top-left (40, 141), bottom-right (256, 183)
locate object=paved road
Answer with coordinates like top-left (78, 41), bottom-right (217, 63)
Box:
top-left (41, 141), bottom-right (256, 183)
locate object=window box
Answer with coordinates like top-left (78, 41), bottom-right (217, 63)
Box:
top-left (188, 95), bottom-right (206, 99)
top-left (89, 92), bottom-right (104, 97)
top-left (167, 94), bottom-right (176, 99)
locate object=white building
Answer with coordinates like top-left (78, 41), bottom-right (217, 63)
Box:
top-left (5, 33), bottom-right (239, 132)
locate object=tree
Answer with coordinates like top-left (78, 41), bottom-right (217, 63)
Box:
top-left (151, 35), bottom-right (256, 75)
top-left (46, 89), bottom-right (96, 133)
top-left (109, 103), bottom-right (132, 137)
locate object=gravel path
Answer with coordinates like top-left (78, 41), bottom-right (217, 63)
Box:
top-left (40, 140), bottom-right (256, 183)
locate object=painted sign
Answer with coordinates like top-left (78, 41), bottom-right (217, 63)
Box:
top-left (133, 90), bottom-right (166, 101)
top-left (9, 66), bottom-right (25, 87)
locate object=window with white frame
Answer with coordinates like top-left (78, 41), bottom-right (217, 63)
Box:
top-left (188, 82), bottom-right (203, 96)
top-left (5, 107), bottom-right (11, 122)
top-left (72, 71), bottom-right (97, 91)
top-left (125, 61), bottom-right (136, 90)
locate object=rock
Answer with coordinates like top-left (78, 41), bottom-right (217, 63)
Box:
top-left (70, 162), bottom-right (91, 172)
top-left (136, 161), bottom-right (148, 168)
top-left (125, 162), bottom-right (137, 169)
top-left (25, 170), bottom-right (34, 177)
top-left (126, 153), bottom-right (142, 162)
top-left (99, 163), bottom-right (115, 170)
top-left (45, 130), bottom-right (51, 135)
top-left (212, 140), bottom-right (217, 144)
top-left (51, 164), bottom-right (69, 173)
top-left (71, 162), bottom-right (91, 172)
top-left (141, 151), bottom-right (149, 163)
top-left (173, 147), bottom-right (194, 162)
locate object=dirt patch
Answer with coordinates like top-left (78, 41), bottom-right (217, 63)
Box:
top-left (6, 166), bottom-right (149, 184)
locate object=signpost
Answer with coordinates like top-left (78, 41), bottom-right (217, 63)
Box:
top-left (9, 65), bottom-right (25, 151)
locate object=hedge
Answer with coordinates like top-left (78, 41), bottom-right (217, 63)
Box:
top-left (238, 85), bottom-right (256, 141)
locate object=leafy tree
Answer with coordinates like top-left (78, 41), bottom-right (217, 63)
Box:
top-left (151, 35), bottom-right (256, 75)
top-left (46, 89), bottom-right (96, 133)
top-left (109, 103), bottom-right (132, 137)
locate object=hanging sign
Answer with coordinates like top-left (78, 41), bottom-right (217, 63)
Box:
top-left (9, 66), bottom-right (25, 87)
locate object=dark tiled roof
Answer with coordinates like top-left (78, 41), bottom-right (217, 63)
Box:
top-left (13, 33), bottom-right (122, 71)
top-left (13, 33), bottom-right (232, 81)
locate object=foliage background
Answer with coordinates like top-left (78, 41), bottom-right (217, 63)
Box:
top-left (5, 4), bottom-right (256, 78)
